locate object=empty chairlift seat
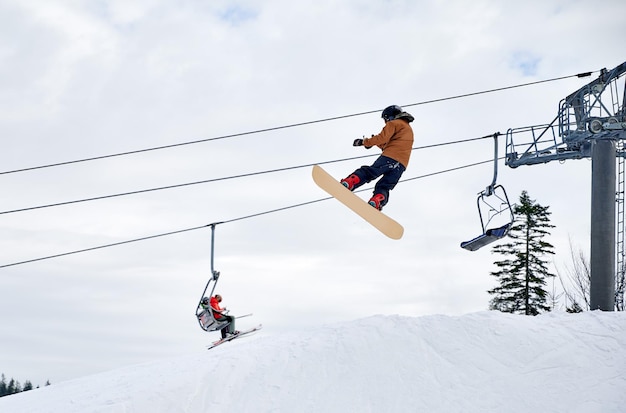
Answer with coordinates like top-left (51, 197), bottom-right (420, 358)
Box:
top-left (461, 221), bottom-right (512, 251)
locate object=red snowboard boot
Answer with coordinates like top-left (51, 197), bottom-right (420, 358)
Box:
top-left (340, 174), bottom-right (360, 191)
top-left (368, 193), bottom-right (385, 211)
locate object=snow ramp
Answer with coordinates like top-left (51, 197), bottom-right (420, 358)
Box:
top-left (1, 311), bottom-right (625, 412)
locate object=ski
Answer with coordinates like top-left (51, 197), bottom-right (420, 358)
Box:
top-left (207, 324), bottom-right (262, 350)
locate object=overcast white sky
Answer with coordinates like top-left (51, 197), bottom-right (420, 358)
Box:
top-left (1, 0), bottom-right (624, 386)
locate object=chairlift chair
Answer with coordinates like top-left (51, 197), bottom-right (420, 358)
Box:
top-left (195, 223), bottom-right (232, 333)
top-left (195, 271), bottom-right (232, 332)
top-left (461, 133), bottom-right (514, 251)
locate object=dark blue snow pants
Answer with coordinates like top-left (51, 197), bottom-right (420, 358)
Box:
top-left (350, 155), bottom-right (406, 208)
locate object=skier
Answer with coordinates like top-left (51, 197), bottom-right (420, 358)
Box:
top-left (202, 294), bottom-right (239, 339)
top-left (340, 105), bottom-right (414, 211)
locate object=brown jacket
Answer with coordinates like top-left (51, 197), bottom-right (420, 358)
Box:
top-left (363, 118), bottom-right (414, 168)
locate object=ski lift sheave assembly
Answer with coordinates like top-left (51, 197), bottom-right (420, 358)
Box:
top-left (461, 133), bottom-right (514, 251)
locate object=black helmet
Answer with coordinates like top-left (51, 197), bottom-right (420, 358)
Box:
top-left (201, 297), bottom-right (209, 305)
top-left (381, 105), bottom-right (402, 121)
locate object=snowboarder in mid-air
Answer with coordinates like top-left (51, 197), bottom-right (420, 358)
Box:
top-left (340, 105), bottom-right (414, 211)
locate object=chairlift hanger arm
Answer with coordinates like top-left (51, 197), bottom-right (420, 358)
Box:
top-left (198, 222), bottom-right (223, 310)
top-left (486, 132), bottom-right (502, 195)
top-left (208, 221), bottom-right (224, 279)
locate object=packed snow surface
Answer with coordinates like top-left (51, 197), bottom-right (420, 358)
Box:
top-left (2, 311), bottom-right (625, 412)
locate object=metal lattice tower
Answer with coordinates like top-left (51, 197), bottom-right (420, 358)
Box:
top-left (505, 61), bottom-right (626, 311)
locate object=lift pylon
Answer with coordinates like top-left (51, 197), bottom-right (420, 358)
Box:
top-left (503, 61), bottom-right (626, 311)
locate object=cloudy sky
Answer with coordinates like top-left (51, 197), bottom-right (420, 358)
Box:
top-left (1, 0), bottom-right (624, 386)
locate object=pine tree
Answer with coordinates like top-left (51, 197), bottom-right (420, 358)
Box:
top-left (488, 190), bottom-right (556, 315)
top-left (6, 378), bottom-right (18, 395)
top-left (23, 380), bottom-right (33, 391)
top-left (0, 374), bottom-right (6, 397)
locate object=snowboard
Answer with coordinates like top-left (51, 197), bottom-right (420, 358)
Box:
top-left (311, 165), bottom-right (404, 240)
top-left (207, 324), bottom-right (262, 350)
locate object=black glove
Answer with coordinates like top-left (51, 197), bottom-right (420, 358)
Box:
top-left (353, 138), bottom-right (364, 146)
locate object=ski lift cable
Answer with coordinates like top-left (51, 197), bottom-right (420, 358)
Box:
top-left (0, 157), bottom-right (494, 269)
top-left (0, 224), bottom-right (211, 269)
top-left (0, 133), bottom-right (496, 216)
top-left (0, 71), bottom-right (593, 177)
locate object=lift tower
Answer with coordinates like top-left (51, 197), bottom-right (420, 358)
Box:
top-left (505, 61), bottom-right (626, 311)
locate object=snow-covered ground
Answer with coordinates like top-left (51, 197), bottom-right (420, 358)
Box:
top-left (1, 311), bottom-right (625, 413)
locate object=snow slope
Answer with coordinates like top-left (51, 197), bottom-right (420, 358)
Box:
top-left (1, 311), bottom-right (625, 413)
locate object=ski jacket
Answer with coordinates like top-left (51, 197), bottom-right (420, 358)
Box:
top-left (210, 296), bottom-right (224, 320)
top-left (363, 116), bottom-right (414, 168)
